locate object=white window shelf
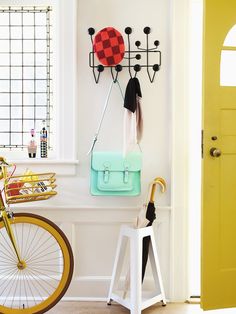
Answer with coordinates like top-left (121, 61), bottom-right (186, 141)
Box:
top-left (8, 159), bottom-right (79, 176)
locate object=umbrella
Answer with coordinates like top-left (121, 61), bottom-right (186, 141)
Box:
top-left (141, 177), bottom-right (166, 282)
top-left (123, 177), bottom-right (166, 298)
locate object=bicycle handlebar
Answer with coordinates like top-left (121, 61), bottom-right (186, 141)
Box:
top-left (0, 157), bottom-right (13, 167)
top-left (0, 157), bottom-right (15, 180)
top-left (0, 157), bottom-right (7, 164)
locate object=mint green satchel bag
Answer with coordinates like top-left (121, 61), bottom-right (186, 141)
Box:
top-left (90, 151), bottom-right (142, 196)
top-left (89, 80), bottom-right (142, 196)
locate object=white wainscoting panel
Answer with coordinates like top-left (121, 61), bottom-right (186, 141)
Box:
top-left (13, 205), bottom-right (171, 300)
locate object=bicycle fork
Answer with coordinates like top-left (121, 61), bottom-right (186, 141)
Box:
top-left (1, 210), bottom-right (26, 270)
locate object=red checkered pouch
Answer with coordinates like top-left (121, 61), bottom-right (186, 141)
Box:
top-left (93, 27), bottom-right (125, 66)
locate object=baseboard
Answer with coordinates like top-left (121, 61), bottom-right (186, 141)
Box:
top-left (185, 297), bottom-right (200, 304)
top-left (64, 276), bottom-right (164, 300)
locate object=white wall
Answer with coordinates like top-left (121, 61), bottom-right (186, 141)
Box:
top-left (75, 0), bottom-right (172, 208)
top-left (15, 0), bottom-right (176, 301)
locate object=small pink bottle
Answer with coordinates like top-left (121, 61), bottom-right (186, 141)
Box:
top-left (28, 129), bottom-right (37, 158)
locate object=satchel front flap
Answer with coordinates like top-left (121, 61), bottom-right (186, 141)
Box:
top-left (92, 152), bottom-right (142, 172)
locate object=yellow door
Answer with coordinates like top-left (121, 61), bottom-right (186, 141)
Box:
top-left (202, 0), bottom-right (236, 310)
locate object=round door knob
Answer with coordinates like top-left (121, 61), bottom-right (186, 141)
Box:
top-left (210, 147), bottom-right (221, 157)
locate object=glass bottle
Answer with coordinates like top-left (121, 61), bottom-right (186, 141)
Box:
top-left (27, 129), bottom-right (37, 158)
top-left (40, 120), bottom-right (48, 158)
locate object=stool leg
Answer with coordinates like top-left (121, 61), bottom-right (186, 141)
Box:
top-left (149, 231), bottom-right (166, 305)
top-left (107, 234), bottom-right (128, 305)
top-left (130, 232), bottom-right (142, 314)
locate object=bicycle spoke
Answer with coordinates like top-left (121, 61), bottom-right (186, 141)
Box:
top-left (19, 270), bottom-right (21, 309)
top-left (0, 229), bottom-right (16, 254)
top-left (23, 226), bottom-right (40, 262)
top-left (0, 231), bottom-right (18, 262)
top-left (25, 233), bottom-right (53, 261)
top-left (0, 239), bottom-right (17, 261)
top-left (29, 265), bottom-right (63, 275)
top-left (22, 223), bottom-right (32, 259)
top-left (24, 227), bottom-right (47, 262)
top-left (24, 270), bottom-right (45, 303)
top-left (2, 269), bottom-right (20, 306)
top-left (26, 268), bottom-right (54, 299)
top-left (26, 256), bottom-right (63, 264)
top-left (13, 223), bottom-right (21, 257)
top-left (23, 271), bottom-right (38, 307)
top-left (27, 267), bottom-right (59, 290)
top-left (21, 223), bottom-right (24, 264)
top-left (26, 242), bottom-right (59, 264)
top-left (22, 272), bottom-right (29, 309)
top-left (0, 268), bottom-right (19, 296)
top-left (29, 263), bottom-right (64, 267)
top-left (25, 235), bottom-right (56, 262)
top-left (10, 269), bottom-right (20, 309)
top-left (0, 246), bottom-right (17, 264)
top-left (0, 258), bottom-right (16, 265)
top-left (27, 249), bottom-right (63, 264)
top-left (0, 264), bottom-right (17, 272)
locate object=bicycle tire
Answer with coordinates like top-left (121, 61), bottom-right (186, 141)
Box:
top-left (0, 213), bottom-right (74, 314)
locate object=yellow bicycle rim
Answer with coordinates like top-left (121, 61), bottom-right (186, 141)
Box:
top-left (0, 213), bottom-right (73, 314)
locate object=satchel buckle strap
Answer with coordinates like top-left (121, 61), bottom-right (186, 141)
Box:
top-left (124, 166), bottom-right (129, 184)
top-left (102, 163), bottom-right (130, 184)
top-left (103, 164), bottom-right (110, 183)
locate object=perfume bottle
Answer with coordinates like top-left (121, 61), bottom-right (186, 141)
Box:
top-left (28, 129), bottom-right (37, 158)
top-left (40, 120), bottom-right (48, 158)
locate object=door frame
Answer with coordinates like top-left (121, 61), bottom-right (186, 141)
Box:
top-left (170, 0), bottom-right (193, 301)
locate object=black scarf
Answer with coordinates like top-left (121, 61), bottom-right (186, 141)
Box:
top-left (124, 77), bottom-right (142, 113)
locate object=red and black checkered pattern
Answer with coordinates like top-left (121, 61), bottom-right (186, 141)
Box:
top-left (93, 27), bottom-right (125, 66)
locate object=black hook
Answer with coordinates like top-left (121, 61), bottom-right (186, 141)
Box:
top-left (125, 27), bottom-right (133, 79)
top-left (125, 27), bottom-right (132, 35)
top-left (154, 40), bottom-right (160, 47)
top-left (144, 26), bottom-right (154, 83)
top-left (92, 64), bottom-right (104, 84)
top-left (110, 65), bottom-right (123, 83)
top-left (143, 26), bottom-right (151, 34)
top-left (134, 64), bottom-right (141, 78)
top-left (88, 27), bottom-right (95, 36)
top-left (148, 64), bottom-right (160, 83)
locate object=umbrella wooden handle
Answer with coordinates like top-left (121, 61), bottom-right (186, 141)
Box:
top-left (150, 177), bottom-right (166, 203)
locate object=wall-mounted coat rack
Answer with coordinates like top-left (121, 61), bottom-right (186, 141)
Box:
top-left (88, 27), bottom-right (161, 83)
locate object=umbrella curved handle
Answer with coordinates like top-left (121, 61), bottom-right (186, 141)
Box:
top-left (150, 177), bottom-right (166, 203)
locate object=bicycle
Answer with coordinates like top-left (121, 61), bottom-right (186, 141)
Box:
top-left (0, 157), bottom-right (74, 314)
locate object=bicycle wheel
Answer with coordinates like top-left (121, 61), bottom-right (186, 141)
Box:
top-left (0, 213), bottom-right (74, 314)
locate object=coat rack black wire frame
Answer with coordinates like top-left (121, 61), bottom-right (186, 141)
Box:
top-left (88, 26), bottom-right (161, 83)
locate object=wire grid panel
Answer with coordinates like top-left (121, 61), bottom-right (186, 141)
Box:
top-left (0, 6), bottom-right (53, 148)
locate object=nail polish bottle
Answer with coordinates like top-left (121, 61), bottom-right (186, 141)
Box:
top-left (28, 129), bottom-right (37, 158)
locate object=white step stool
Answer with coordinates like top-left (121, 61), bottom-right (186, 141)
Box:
top-left (107, 225), bottom-right (166, 314)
